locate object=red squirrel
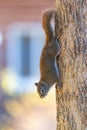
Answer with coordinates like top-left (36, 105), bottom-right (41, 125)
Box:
top-left (35, 10), bottom-right (61, 98)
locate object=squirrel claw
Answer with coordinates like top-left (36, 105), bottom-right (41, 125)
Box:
top-left (55, 81), bottom-right (62, 89)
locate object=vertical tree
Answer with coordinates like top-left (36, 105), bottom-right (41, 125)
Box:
top-left (55, 0), bottom-right (87, 130)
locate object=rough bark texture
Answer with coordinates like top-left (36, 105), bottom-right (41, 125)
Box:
top-left (55, 0), bottom-right (87, 130)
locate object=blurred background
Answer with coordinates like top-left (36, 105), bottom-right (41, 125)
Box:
top-left (0, 0), bottom-right (56, 130)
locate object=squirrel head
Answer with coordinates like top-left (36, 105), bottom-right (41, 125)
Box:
top-left (35, 81), bottom-right (50, 98)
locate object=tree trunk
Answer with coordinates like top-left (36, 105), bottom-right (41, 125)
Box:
top-left (55, 0), bottom-right (87, 130)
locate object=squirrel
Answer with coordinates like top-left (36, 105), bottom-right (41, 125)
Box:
top-left (35, 10), bottom-right (61, 98)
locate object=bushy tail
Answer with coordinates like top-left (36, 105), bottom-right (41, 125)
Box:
top-left (42, 10), bottom-right (54, 42)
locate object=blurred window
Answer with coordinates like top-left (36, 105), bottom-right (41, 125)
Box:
top-left (21, 35), bottom-right (30, 76)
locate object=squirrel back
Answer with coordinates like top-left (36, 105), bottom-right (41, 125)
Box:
top-left (42, 10), bottom-right (54, 42)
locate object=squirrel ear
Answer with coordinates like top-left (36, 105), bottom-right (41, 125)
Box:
top-left (35, 82), bottom-right (39, 87)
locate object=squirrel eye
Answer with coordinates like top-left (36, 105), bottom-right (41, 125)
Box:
top-left (40, 88), bottom-right (45, 94)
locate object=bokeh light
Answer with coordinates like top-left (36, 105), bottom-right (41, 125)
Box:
top-left (1, 68), bottom-right (19, 95)
top-left (0, 32), bottom-right (3, 46)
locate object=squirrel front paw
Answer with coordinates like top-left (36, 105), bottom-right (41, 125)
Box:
top-left (55, 81), bottom-right (62, 89)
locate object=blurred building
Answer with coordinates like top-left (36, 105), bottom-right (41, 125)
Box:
top-left (0, 0), bottom-right (54, 94)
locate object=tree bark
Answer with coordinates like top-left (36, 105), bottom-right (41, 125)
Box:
top-left (55, 0), bottom-right (87, 130)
